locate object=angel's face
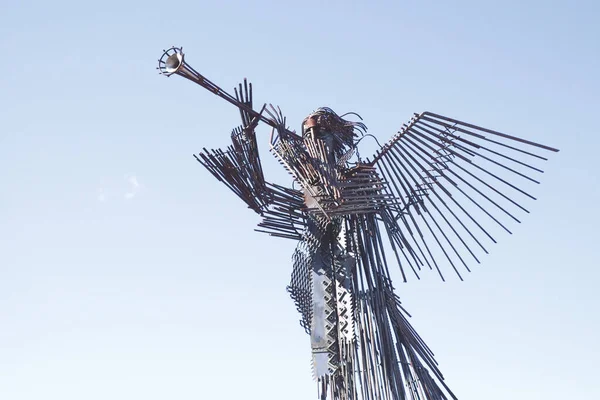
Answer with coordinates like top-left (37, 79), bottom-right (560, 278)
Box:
top-left (302, 116), bottom-right (322, 138)
top-left (303, 115), bottom-right (340, 154)
top-left (301, 108), bottom-right (361, 163)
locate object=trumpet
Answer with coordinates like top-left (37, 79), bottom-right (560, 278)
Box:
top-left (157, 46), bottom-right (279, 131)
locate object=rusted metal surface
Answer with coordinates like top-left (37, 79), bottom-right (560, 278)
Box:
top-left (157, 46), bottom-right (559, 400)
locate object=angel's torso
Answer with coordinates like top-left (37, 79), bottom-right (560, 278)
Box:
top-left (271, 133), bottom-right (393, 219)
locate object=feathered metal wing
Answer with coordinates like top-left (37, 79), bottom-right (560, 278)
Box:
top-left (369, 111), bottom-right (559, 281)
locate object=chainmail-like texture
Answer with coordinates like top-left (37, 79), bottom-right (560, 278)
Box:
top-left (288, 216), bottom-right (326, 333)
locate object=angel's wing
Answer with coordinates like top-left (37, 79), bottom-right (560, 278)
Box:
top-left (370, 111), bottom-right (559, 281)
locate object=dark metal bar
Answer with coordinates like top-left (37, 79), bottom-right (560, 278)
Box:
top-left (422, 112), bottom-right (560, 152)
top-left (409, 125), bottom-right (538, 207)
top-left (414, 121), bottom-right (543, 184)
top-left (377, 152), bottom-right (439, 274)
top-left (416, 119), bottom-right (546, 173)
top-left (397, 136), bottom-right (488, 259)
top-left (399, 133), bottom-right (497, 248)
top-left (390, 144), bottom-right (471, 275)
top-left (402, 131), bottom-right (519, 232)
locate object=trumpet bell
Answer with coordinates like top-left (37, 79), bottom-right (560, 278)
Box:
top-left (165, 53), bottom-right (183, 74)
top-left (158, 47), bottom-right (185, 76)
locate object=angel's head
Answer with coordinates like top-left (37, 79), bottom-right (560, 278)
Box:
top-left (302, 107), bottom-right (367, 158)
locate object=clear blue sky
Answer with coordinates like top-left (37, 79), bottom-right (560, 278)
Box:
top-left (1, 1), bottom-right (598, 399)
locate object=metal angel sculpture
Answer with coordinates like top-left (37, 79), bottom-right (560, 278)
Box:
top-left (157, 47), bottom-right (558, 400)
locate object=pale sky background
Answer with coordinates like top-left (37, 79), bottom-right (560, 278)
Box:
top-left (1, 1), bottom-right (599, 399)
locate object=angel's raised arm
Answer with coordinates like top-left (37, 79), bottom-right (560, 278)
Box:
top-left (192, 81), bottom-right (306, 240)
top-left (194, 79), bottom-right (271, 213)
